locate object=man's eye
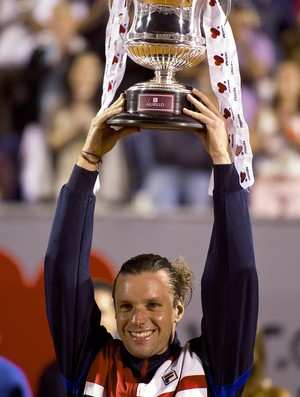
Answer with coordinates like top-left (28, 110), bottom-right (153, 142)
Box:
top-left (119, 304), bottom-right (132, 310)
top-left (148, 302), bottom-right (160, 309)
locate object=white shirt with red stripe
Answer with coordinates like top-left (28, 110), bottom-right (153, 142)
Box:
top-left (83, 340), bottom-right (207, 397)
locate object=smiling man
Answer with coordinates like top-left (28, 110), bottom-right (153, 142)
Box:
top-left (114, 267), bottom-right (184, 359)
top-left (44, 90), bottom-right (258, 397)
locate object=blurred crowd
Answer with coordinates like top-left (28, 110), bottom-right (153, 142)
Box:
top-left (0, 0), bottom-right (300, 219)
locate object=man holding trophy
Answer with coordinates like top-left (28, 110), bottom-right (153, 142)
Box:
top-left (44, 1), bottom-right (258, 396)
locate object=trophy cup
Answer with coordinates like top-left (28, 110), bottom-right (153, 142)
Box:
top-left (107, 0), bottom-right (207, 131)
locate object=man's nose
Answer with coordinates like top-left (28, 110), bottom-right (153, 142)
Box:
top-left (130, 306), bottom-right (147, 326)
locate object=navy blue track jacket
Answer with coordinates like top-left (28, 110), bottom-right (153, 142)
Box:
top-left (44, 163), bottom-right (258, 397)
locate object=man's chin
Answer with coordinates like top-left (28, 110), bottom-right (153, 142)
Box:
top-left (124, 341), bottom-right (156, 359)
top-left (125, 344), bottom-right (153, 359)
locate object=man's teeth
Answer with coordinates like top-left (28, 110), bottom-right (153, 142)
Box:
top-left (131, 331), bottom-right (153, 338)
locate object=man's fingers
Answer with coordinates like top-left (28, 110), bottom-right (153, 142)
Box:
top-left (96, 94), bottom-right (125, 116)
top-left (187, 95), bottom-right (211, 114)
top-left (183, 105), bottom-right (210, 125)
top-left (111, 94), bottom-right (125, 108)
top-left (118, 126), bottom-right (140, 138)
top-left (94, 104), bottom-right (124, 127)
top-left (190, 89), bottom-right (222, 118)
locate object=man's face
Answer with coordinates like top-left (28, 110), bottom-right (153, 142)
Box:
top-left (114, 271), bottom-right (184, 359)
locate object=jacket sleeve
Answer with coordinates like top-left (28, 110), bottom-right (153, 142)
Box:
top-left (44, 165), bottom-right (110, 396)
top-left (200, 164), bottom-right (258, 397)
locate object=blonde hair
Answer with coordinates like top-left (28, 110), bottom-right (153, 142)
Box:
top-left (113, 254), bottom-right (195, 306)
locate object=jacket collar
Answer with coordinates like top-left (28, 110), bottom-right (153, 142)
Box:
top-left (120, 334), bottom-right (182, 382)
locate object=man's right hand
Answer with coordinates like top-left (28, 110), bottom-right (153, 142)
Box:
top-left (83, 93), bottom-right (140, 153)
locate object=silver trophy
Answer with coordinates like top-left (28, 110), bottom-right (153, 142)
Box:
top-left (107, 0), bottom-right (208, 131)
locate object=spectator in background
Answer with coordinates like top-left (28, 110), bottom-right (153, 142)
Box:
top-left (0, 151), bottom-right (17, 200)
top-left (0, 0), bottom-right (40, 69)
top-left (251, 0), bottom-right (294, 54)
top-left (131, 129), bottom-right (213, 214)
top-left (0, 0), bottom-right (107, 70)
top-left (24, 1), bottom-right (88, 122)
top-left (0, 355), bottom-right (33, 397)
top-left (0, 0), bottom-right (96, 126)
top-left (75, 0), bottom-right (109, 61)
top-left (0, 0), bottom-right (36, 200)
top-left (0, 0), bottom-right (90, 202)
top-left (19, 1), bottom-right (143, 205)
top-left (243, 329), bottom-right (292, 397)
top-left (250, 59), bottom-right (300, 219)
top-left (18, 2), bottom-right (94, 202)
top-left (45, 50), bottom-right (103, 198)
top-left (0, 0), bottom-right (87, 201)
top-left (280, 0), bottom-right (300, 64)
top-left (229, 4), bottom-right (277, 127)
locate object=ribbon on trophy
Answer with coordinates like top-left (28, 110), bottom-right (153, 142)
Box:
top-left (100, 0), bottom-right (254, 191)
top-left (203, 0), bottom-right (254, 191)
top-left (94, 0), bottom-right (131, 194)
top-left (98, 0), bottom-right (132, 114)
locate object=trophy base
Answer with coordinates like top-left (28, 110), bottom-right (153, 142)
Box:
top-left (107, 111), bottom-right (205, 131)
top-left (107, 84), bottom-right (206, 132)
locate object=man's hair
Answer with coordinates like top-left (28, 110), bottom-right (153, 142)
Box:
top-left (112, 253), bottom-right (195, 306)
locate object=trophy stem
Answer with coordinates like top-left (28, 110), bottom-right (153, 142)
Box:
top-left (153, 69), bottom-right (176, 85)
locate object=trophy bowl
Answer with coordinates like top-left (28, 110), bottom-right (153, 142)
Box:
top-left (107, 0), bottom-right (207, 131)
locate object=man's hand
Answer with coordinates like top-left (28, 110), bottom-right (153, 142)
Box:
top-left (77, 94), bottom-right (140, 170)
top-left (183, 88), bottom-right (232, 165)
top-left (77, 94), bottom-right (139, 170)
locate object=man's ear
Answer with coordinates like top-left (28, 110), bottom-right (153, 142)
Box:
top-left (174, 299), bottom-right (185, 323)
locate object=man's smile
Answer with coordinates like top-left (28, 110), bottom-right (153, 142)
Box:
top-left (129, 330), bottom-right (155, 340)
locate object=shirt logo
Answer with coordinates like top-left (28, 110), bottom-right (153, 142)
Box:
top-left (162, 370), bottom-right (178, 385)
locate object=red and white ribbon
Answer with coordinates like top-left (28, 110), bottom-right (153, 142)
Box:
top-left (98, 0), bottom-right (132, 114)
top-left (203, 0), bottom-right (254, 190)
